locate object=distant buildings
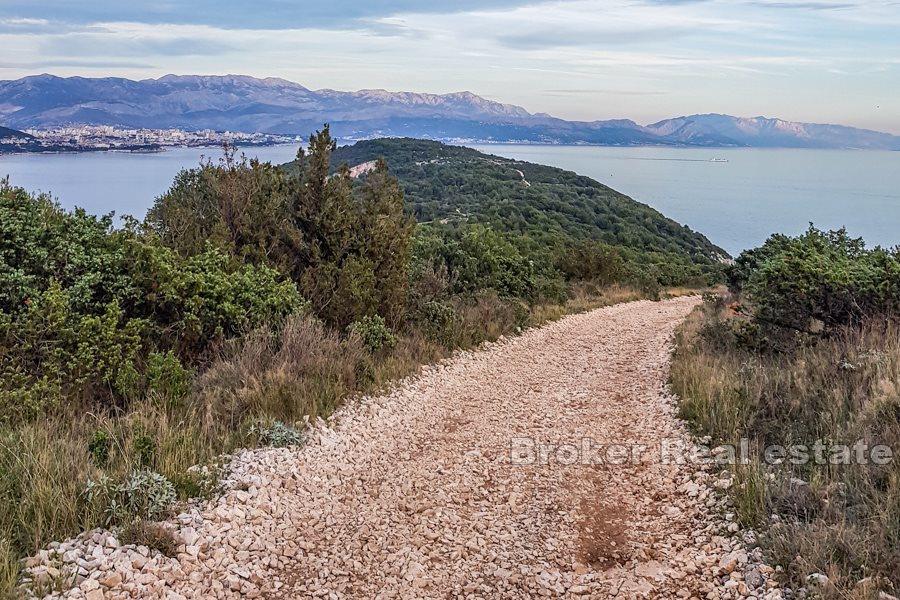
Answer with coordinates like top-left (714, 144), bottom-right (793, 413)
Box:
top-left (15, 126), bottom-right (301, 153)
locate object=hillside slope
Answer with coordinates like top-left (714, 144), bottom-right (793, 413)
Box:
top-left (327, 138), bottom-right (728, 268)
top-left (0, 126), bottom-right (31, 139)
top-left (0, 125), bottom-right (43, 153)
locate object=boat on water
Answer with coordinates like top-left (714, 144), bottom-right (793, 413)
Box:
top-left (709, 158), bottom-right (729, 163)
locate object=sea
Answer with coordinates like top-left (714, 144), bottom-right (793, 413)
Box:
top-left (2, 144), bottom-right (898, 256)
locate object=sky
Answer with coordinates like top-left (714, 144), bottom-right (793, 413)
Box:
top-left (1, 0), bottom-right (898, 133)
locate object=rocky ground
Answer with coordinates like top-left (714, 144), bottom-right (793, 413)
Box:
top-left (23, 297), bottom-right (785, 599)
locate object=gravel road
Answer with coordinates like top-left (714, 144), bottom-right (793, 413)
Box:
top-left (28, 296), bottom-right (783, 600)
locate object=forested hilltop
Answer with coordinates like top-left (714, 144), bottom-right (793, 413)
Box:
top-left (321, 138), bottom-right (728, 287)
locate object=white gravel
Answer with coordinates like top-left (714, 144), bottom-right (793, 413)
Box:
top-left (24, 297), bottom-right (784, 599)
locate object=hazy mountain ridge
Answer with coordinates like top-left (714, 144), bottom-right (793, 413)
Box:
top-left (1, 74), bottom-right (898, 149)
top-left (646, 114), bottom-right (900, 149)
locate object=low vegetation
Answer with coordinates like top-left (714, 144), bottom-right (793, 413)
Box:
top-left (0, 127), bottom-right (707, 596)
top-left (671, 227), bottom-right (900, 597)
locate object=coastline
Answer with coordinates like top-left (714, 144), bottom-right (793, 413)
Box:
top-left (0, 141), bottom-right (303, 157)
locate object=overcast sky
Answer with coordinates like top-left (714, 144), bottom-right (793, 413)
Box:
top-left (1, 0), bottom-right (898, 132)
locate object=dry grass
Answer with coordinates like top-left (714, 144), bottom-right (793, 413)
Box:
top-left (671, 296), bottom-right (900, 597)
top-left (529, 283), bottom-right (646, 325)
top-left (119, 521), bottom-right (177, 558)
top-left (0, 285), bottom-right (697, 597)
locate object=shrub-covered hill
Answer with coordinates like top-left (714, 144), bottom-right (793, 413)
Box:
top-left (326, 138), bottom-right (729, 268)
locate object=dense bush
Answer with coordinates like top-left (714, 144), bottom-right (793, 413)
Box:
top-left (347, 315), bottom-right (397, 353)
top-left (144, 147), bottom-right (287, 264)
top-left (418, 301), bottom-right (457, 347)
top-left (0, 179), bottom-right (304, 423)
top-left (728, 227), bottom-right (900, 347)
top-left (0, 286), bottom-right (146, 421)
top-left (556, 240), bottom-right (625, 286)
top-left (145, 351), bottom-right (192, 403)
top-left (410, 223), bottom-right (538, 300)
top-left (128, 243), bottom-right (305, 357)
top-left (149, 128), bottom-right (414, 329)
top-left (0, 181), bottom-right (138, 317)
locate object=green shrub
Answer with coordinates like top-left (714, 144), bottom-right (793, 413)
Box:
top-left (531, 274), bottom-right (568, 305)
top-left (87, 429), bottom-right (112, 469)
top-left (411, 223), bottom-right (536, 299)
top-left (510, 298), bottom-right (531, 331)
top-left (0, 182), bottom-right (306, 423)
top-left (249, 421), bottom-right (304, 448)
top-left (729, 226), bottom-right (900, 347)
top-left (347, 315), bottom-right (397, 353)
top-left (145, 351), bottom-right (192, 403)
top-left (557, 240), bottom-right (625, 286)
top-left (84, 469), bottom-right (176, 526)
top-left (130, 425), bottom-right (156, 468)
top-left (0, 286), bottom-right (147, 422)
top-left (419, 301), bottom-right (456, 347)
top-left (0, 180), bottom-right (138, 319)
top-left (132, 243), bottom-right (306, 357)
top-left (149, 128), bottom-right (414, 330)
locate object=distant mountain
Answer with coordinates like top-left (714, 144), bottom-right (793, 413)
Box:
top-left (1, 74), bottom-right (898, 150)
top-left (646, 114), bottom-right (900, 150)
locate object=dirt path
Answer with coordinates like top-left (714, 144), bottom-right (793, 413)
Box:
top-left (513, 168), bottom-right (531, 187)
top-left (29, 297), bottom-right (780, 600)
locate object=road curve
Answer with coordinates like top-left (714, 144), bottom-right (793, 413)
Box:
top-left (31, 297), bottom-right (779, 600)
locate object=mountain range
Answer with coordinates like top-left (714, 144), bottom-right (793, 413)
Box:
top-left (1, 74), bottom-right (897, 150)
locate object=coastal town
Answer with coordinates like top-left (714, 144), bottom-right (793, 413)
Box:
top-left (1, 125), bottom-right (301, 154)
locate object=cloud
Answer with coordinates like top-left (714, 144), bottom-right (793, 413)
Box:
top-left (0, 0), bottom-right (540, 30)
top-left (747, 1), bottom-right (855, 9)
top-left (0, 59), bottom-right (156, 70)
top-left (0, 17), bottom-right (52, 33)
top-left (42, 35), bottom-right (234, 58)
top-left (543, 88), bottom-right (667, 96)
top-left (36, 23), bottom-right (238, 58)
top-left (495, 25), bottom-right (694, 49)
top-left (0, 17), bottom-right (50, 26)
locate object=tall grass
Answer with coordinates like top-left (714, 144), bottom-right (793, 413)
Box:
top-left (671, 296), bottom-right (900, 597)
top-left (0, 284), bottom-right (663, 597)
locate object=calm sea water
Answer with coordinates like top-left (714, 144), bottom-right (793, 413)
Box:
top-left (474, 145), bottom-right (900, 255)
top-left (0, 144), bottom-right (300, 221)
top-left (2, 144), bottom-right (898, 255)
